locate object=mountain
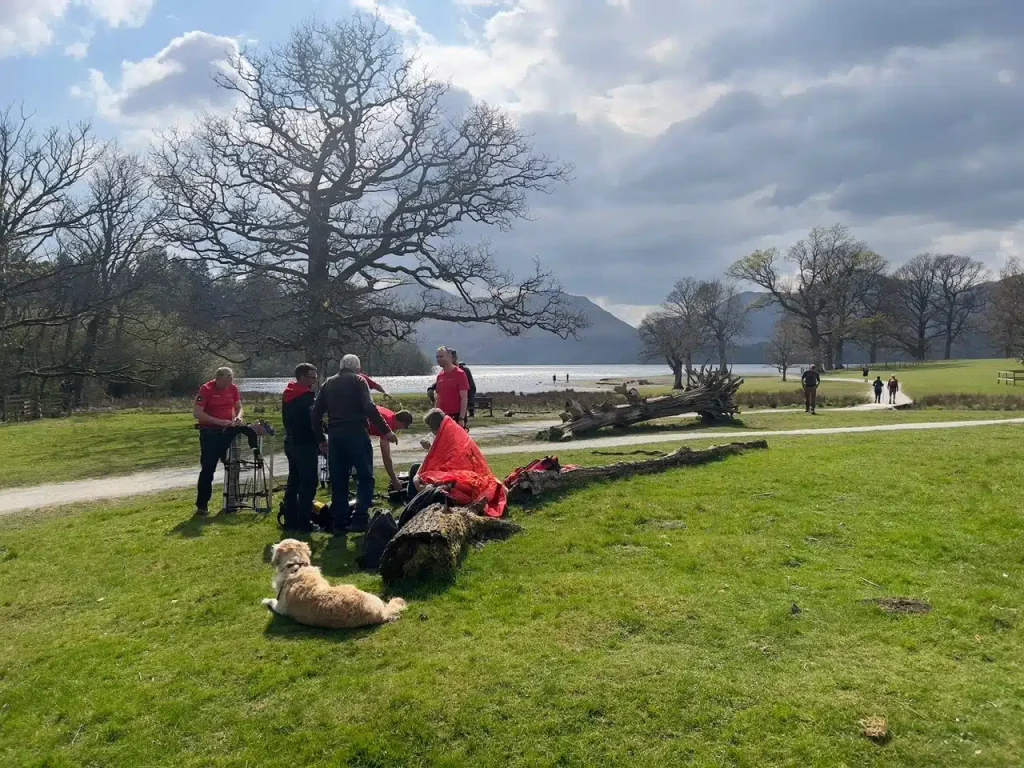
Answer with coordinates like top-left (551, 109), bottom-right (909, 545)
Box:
top-left (412, 292), bottom-right (644, 364)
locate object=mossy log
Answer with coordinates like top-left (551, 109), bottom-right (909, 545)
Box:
top-left (507, 440), bottom-right (769, 501)
top-left (379, 504), bottom-right (521, 586)
top-left (540, 367), bottom-right (744, 441)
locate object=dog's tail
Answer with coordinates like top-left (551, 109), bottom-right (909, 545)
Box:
top-left (382, 597), bottom-right (408, 622)
top-left (262, 598), bottom-right (280, 615)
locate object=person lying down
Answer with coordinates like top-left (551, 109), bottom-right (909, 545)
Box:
top-left (409, 408), bottom-right (507, 518)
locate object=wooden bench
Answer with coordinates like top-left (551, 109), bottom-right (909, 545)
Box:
top-left (474, 395), bottom-right (494, 417)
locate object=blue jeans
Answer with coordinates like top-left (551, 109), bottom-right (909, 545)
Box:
top-left (328, 429), bottom-right (374, 527)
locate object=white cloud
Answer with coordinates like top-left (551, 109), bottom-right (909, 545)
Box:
top-left (588, 298), bottom-right (659, 327)
top-left (0, 0), bottom-right (154, 59)
top-left (74, 31), bottom-right (242, 129)
top-left (0, 0), bottom-right (69, 57)
top-left (83, 0), bottom-right (153, 27)
top-left (64, 38), bottom-right (89, 58)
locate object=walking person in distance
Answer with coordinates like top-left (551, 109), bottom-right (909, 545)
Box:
top-left (887, 375), bottom-right (900, 405)
top-left (801, 364), bottom-right (821, 415)
top-left (872, 375), bottom-right (884, 404)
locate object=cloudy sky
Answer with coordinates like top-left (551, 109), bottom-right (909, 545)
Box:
top-left (1, 0), bottom-right (1022, 325)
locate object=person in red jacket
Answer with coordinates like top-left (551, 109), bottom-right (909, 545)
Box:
top-left (192, 367), bottom-right (243, 516)
top-left (432, 346), bottom-right (469, 429)
top-left (358, 372), bottom-right (389, 397)
top-left (368, 406), bottom-right (414, 491)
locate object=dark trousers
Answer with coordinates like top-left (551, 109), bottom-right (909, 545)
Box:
top-left (283, 441), bottom-right (318, 527)
top-left (406, 462), bottom-right (421, 501)
top-left (804, 386), bottom-right (817, 412)
top-left (196, 429), bottom-right (234, 510)
top-left (328, 429), bottom-right (374, 529)
top-left (874, 390), bottom-right (882, 403)
top-left (889, 389), bottom-right (897, 404)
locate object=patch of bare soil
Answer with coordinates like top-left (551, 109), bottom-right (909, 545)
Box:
top-left (865, 597), bottom-right (931, 615)
top-left (859, 715), bottom-right (889, 742)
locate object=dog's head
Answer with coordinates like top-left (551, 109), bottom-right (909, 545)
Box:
top-left (270, 538), bottom-right (312, 571)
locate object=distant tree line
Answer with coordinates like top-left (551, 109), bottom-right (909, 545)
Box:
top-left (640, 224), bottom-right (1012, 385)
top-left (0, 13), bottom-right (586, 415)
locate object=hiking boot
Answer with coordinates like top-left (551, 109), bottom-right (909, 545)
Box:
top-left (194, 506), bottom-right (209, 517)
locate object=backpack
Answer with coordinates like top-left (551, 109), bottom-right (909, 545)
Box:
top-left (398, 484), bottom-right (452, 529)
top-left (356, 510), bottom-right (399, 571)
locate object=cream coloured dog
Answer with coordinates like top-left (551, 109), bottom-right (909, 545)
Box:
top-left (262, 539), bottom-right (407, 628)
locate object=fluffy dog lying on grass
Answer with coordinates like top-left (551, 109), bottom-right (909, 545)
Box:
top-left (262, 539), bottom-right (407, 628)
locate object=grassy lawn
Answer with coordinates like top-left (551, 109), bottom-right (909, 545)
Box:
top-left (3, 428), bottom-right (1024, 766)
top-left (833, 359), bottom-right (1023, 398)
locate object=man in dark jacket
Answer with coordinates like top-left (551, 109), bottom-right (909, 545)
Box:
top-left (872, 376), bottom-right (884, 404)
top-left (450, 349), bottom-right (477, 418)
top-left (801, 364), bottom-right (821, 414)
top-left (280, 363), bottom-right (319, 531)
top-left (313, 354), bottom-right (397, 535)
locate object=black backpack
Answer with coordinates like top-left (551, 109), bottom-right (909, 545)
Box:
top-left (357, 510), bottom-right (399, 570)
top-left (398, 484), bottom-right (452, 529)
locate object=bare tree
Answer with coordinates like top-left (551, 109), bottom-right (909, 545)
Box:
top-left (639, 312), bottom-right (689, 389)
top-left (988, 257), bottom-right (1024, 358)
top-left (764, 314), bottom-right (806, 382)
top-left (933, 254), bottom-right (986, 360)
top-left (662, 277), bottom-right (708, 382)
top-left (850, 274), bottom-right (898, 364)
top-left (151, 15), bottom-right (585, 372)
top-left (728, 224), bottom-right (873, 370)
top-left (819, 243), bottom-right (886, 368)
top-left (888, 254), bottom-right (943, 360)
top-left (696, 279), bottom-right (749, 372)
top-left (0, 106), bottom-right (101, 401)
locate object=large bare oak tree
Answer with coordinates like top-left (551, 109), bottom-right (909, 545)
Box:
top-left (152, 15), bottom-right (585, 372)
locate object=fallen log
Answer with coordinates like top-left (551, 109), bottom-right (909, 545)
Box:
top-left (379, 504), bottom-right (522, 586)
top-left (507, 440), bottom-right (768, 501)
top-left (540, 367), bottom-right (744, 441)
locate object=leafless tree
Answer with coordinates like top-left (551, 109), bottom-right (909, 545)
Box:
top-left (728, 224), bottom-right (876, 370)
top-left (988, 257), bottom-right (1024, 358)
top-left (932, 254), bottom-right (986, 360)
top-left (151, 15), bottom-right (585, 373)
top-left (662, 277), bottom-right (708, 382)
top-left (764, 314), bottom-right (806, 382)
top-left (696, 279), bottom-right (749, 372)
top-left (888, 254), bottom-right (943, 360)
top-left (819, 242), bottom-right (886, 368)
top-left (639, 312), bottom-right (690, 389)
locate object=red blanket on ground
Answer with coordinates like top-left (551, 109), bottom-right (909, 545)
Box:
top-left (418, 416), bottom-right (508, 518)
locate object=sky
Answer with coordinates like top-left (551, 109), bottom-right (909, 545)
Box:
top-left (1, 0), bottom-right (1022, 326)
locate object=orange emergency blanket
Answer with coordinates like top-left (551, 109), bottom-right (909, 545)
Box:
top-left (417, 416), bottom-right (508, 518)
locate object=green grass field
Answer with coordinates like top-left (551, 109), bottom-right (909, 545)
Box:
top-left (835, 359), bottom-right (1023, 398)
top-left (2, 405), bottom-right (1022, 490)
top-left (2, 427), bottom-right (1023, 766)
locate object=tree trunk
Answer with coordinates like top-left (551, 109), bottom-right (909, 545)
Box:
top-left (944, 322), bottom-right (954, 360)
top-left (541, 369), bottom-right (743, 441)
top-left (671, 362), bottom-right (683, 390)
top-left (507, 440), bottom-right (769, 500)
top-left (868, 340), bottom-right (878, 365)
top-left (717, 339), bottom-right (729, 373)
top-left (379, 504), bottom-right (521, 586)
top-left (306, 196), bottom-right (332, 374)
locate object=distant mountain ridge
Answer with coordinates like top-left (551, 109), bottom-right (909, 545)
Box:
top-left (412, 291), bottom-right (644, 364)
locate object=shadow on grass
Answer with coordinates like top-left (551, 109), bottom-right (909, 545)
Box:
top-left (262, 611), bottom-right (380, 642)
top-left (168, 510), bottom-right (271, 538)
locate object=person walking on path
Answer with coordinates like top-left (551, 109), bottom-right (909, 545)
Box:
top-left (192, 367), bottom-right (243, 516)
top-left (280, 363), bottom-right (319, 531)
top-left (433, 347), bottom-right (470, 430)
top-left (887, 375), bottom-right (900, 405)
top-left (872, 376), bottom-right (884, 404)
top-left (801, 364), bottom-right (821, 415)
top-left (313, 355), bottom-right (397, 536)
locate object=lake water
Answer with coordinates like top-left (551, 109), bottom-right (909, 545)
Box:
top-left (239, 363), bottom-right (789, 395)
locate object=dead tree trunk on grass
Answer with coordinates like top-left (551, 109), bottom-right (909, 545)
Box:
top-left (507, 440), bottom-right (768, 500)
top-left (540, 368), bottom-right (743, 441)
top-left (379, 505), bottom-right (521, 586)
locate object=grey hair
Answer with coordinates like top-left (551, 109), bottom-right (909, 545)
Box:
top-left (424, 408), bottom-right (445, 433)
top-left (214, 366), bottom-right (234, 379)
top-left (340, 354), bottom-right (361, 372)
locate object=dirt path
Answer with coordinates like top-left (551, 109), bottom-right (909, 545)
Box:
top-left (3, 410), bottom-right (1021, 516)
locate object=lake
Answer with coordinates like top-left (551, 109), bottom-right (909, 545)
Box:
top-left (239, 363), bottom-right (791, 395)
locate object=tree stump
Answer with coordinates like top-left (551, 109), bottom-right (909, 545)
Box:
top-left (379, 504), bottom-right (521, 586)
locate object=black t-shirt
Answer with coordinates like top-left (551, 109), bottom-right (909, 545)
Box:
top-left (801, 370), bottom-right (820, 388)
